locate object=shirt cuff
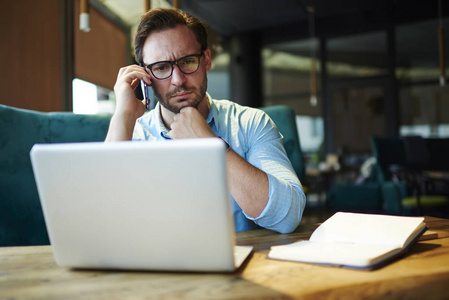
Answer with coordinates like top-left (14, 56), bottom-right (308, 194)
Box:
top-left (243, 173), bottom-right (304, 233)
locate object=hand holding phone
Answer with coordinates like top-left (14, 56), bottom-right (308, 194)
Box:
top-left (140, 80), bottom-right (151, 111)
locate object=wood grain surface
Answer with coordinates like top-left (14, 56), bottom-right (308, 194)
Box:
top-left (1, 217), bottom-right (449, 300)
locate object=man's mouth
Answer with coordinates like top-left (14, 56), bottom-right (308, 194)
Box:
top-left (170, 90), bottom-right (193, 101)
top-left (172, 92), bottom-right (190, 98)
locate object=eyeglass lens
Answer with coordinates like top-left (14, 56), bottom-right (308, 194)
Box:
top-left (150, 55), bottom-right (200, 79)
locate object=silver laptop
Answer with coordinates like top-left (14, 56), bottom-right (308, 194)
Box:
top-left (30, 138), bottom-right (252, 272)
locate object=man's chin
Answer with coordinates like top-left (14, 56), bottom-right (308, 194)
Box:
top-left (173, 101), bottom-right (192, 113)
top-left (160, 99), bottom-right (198, 114)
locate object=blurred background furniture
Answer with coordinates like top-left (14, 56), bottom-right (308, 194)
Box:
top-left (326, 135), bottom-right (449, 217)
top-left (371, 136), bottom-right (449, 217)
top-left (326, 165), bottom-right (383, 214)
top-left (388, 164), bottom-right (449, 216)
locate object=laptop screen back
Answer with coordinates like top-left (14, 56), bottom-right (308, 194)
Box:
top-left (30, 139), bottom-right (239, 272)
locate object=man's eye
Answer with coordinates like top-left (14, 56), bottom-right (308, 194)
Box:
top-left (153, 64), bottom-right (168, 72)
top-left (181, 58), bottom-right (195, 65)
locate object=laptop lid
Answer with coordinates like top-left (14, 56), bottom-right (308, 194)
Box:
top-left (30, 138), bottom-right (251, 272)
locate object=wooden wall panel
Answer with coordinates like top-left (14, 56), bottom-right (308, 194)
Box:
top-left (74, 0), bottom-right (128, 90)
top-left (0, 0), bottom-right (63, 111)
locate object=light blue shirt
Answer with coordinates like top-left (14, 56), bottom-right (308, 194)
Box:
top-left (133, 94), bottom-right (306, 233)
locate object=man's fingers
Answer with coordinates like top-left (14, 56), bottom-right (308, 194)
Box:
top-left (116, 65), bottom-right (151, 85)
top-left (130, 78), bottom-right (140, 90)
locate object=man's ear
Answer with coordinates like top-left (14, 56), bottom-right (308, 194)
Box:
top-left (203, 48), bottom-right (212, 72)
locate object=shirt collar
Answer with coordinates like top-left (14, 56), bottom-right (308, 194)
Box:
top-left (205, 93), bottom-right (215, 125)
top-left (155, 102), bottom-right (171, 139)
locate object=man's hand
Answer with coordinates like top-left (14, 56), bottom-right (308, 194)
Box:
top-left (106, 65), bottom-right (151, 142)
top-left (169, 107), bottom-right (215, 139)
top-left (114, 65), bottom-right (151, 120)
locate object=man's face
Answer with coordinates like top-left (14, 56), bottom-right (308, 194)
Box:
top-left (142, 25), bottom-right (211, 114)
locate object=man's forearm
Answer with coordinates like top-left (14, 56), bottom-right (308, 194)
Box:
top-left (105, 113), bottom-right (137, 142)
top-left (226, 150), bottom-right (269, 218)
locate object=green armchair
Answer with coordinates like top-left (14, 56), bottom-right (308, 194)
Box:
top-left (326, 167), bottom-right (382, 214)
top-left (370, 136), bottom-right (449, 216)
top-left (0, 104), bottom-right (111, 246)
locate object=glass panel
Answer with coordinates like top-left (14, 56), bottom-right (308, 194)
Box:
top-left (262, 39), bottom-right (324, 170)
top-left (330, 85), bottom-right (386, 183)
top-left (396, 18), bottom-right (449, 83)
top-left (262, 38), bottom-right (324, 162)
top-left (332, 86), bottom-right (385, 153)
top-left (296, 115), bottom-right (324, 154)
top-left (262, 38), bottom-right (321, 117)
top-left (399, 84), bottom-right (449, 137)
top-left (327, 31), bottom-right (388, 79)
top-left (208, 52), bottom-right (231, 99)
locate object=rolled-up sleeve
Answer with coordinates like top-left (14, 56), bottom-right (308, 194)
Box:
top-left (240, 111), bottom-right (306, 233)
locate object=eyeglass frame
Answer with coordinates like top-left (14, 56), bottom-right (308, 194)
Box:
top-left (142, 52), bottom-right (204, 80)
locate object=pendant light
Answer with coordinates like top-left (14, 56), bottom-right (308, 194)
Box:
top-left (438, 0), bottom-right (445, 86)
top-left (308, 6), bottom-right (317, 106)
top-left (80, 0), bottom-right (90, 32)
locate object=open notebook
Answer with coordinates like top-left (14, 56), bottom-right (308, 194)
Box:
top-left (268, 212), bottom-right (427, 270)
top-left (30, 139), bottom-right (252, 272)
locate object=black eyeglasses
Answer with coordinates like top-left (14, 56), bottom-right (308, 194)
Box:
top-left (143, 52), bottom-right (203, 80)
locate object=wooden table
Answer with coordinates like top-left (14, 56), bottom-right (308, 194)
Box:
top-left (1, 217), bottom-right (449, 300)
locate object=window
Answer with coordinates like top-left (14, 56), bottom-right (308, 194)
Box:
top-left (72, 79), bottom-right (115, 114)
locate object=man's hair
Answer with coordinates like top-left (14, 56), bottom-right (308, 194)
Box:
top-left (134, 8), bottom-right (208, 65)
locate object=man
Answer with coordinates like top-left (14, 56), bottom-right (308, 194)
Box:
top-left (106, 8), bottom-right (306, 233)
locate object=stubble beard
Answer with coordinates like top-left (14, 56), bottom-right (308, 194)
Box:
top-left (153, 76), bottom-right (208, 114)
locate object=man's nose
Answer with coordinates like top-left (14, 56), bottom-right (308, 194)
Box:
top-left (171, 65), bottom-right (187, 86)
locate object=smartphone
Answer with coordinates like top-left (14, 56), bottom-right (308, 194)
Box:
top-left (140, 80), bottom-right (151, 111)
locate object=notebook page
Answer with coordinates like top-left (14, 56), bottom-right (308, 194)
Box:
top-left (310, 212), bottom-right (425, 247)
top-left (269, 240), bottom-right (401, 267)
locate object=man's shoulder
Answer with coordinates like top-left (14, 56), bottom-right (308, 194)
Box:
top-left (211, 98), bottom-right (266, 117)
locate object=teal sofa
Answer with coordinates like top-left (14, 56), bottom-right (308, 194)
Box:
top-left (0, 104), bottom-right (111, 246)
top-left (0, 104), bottom-right (304, 246)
